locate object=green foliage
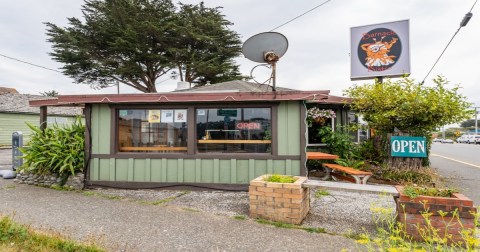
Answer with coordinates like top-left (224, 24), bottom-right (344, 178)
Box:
top-left (233, 215), bottom-right (246, 220)
top-left (314, 189), bottom-right (330, 198)
top-left (0, 216), bottom-right (103, 251)
top-left (20, 119), bottom-right (85, 179)
top-left (318, 126), bottom-right (357, 159)
top-left (40, 90), bottom-right (59, 97)
top-left (45, 0), bottom-right (243, 92)
top-left (345, 76), bottom-right (473, 135)
top-left (460, 119), bottom-right (476, 128)
top-left (365, 165), bottom-right (435, 186)
top-left (402, 185), bottom-right (458, 199)
top-left (264, 174), bottom-right (297, 183)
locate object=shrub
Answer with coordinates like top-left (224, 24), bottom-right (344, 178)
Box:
top-left (402, 185), bottom-right (458, 199)
top-left (265, 174), bottom-right (297, 183)
top-left (20, 118), bottom-right (85, 180)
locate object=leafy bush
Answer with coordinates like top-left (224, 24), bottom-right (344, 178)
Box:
top-left (365, 165), bottom-right (436, 186)
top-left (402, 185), bottom-right (458, 199)
top-left (20, 119), bottom-right (85, 179)
top-left (265, 174), bottom-right (297, 183)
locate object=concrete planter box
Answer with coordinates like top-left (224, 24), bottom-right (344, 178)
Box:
top-left (395, 186), bottom-right (477, 244)
top-left (249, 175), bottom-right (309, 224)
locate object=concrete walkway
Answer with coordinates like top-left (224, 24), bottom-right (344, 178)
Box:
top-left (0, 178), bottom-right (362, 251)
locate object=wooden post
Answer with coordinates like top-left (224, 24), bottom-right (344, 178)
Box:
top-left (39, 106), bottom-right (47, 131)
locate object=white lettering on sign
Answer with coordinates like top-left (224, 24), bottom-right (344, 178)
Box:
top-left (391, 140), bottom-right (425, 154)
top-left (236, 122), bottom-right (261, 130)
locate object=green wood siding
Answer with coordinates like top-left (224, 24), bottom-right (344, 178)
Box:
top-left (90, 158), bottom-right (301, 184)
top-left (91, 104), bottom-right (111, 154)
top-left (0, 113), bottom-right (79, 145)
top-left (277, 101), bottom-right (301, 155)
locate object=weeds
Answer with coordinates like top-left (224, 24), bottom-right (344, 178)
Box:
top-left (355, 201), bottom-right (480, 251)
top-left (315, 189), bottom-right (330, 198)
top-left (233, 215), bottom-right (246, 220)
top-left (264, 174), bottom-right (297, 183)
top-left (402, 185), bottom-right (458, 199)
top-left (256, 219), bottom-right (326, 234)
top-left (0, 216), bottom-right (103, 251)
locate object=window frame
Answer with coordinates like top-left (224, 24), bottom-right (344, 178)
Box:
top-left (110, 103), bottom-right (279, 158)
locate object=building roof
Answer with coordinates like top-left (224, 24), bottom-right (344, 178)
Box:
top-left (0, 93), bottom-right (82, 116)
top-left (0, 87), bottom-right (19, 94)
top-left (29, 81), bottom-right (351, 107)
top-left (174, 80), bottom-right (294, 93)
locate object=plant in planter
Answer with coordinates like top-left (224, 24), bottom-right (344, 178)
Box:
top-left (249, 174), bottom-right (309, 224)
top-left (395, 185), bottom-right (477, 246)
top-left (306, 107), bottom-right (335, 127)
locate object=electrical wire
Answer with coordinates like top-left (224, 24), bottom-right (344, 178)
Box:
top-left (270, 0), bottom-right (332, 31)
top-left (0, 52), bottom-right (62, 73)
top-left (421, 0), bottom-right (477, 84)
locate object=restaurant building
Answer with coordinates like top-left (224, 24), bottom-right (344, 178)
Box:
top-left (30, 81), bottom-right (352, 190)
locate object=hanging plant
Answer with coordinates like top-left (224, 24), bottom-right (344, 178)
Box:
top-left (307, 108), bottom-right (336, 127)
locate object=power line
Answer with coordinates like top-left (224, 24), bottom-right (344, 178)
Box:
top-left (270, 0), bottom-right (332, 31)
top-left (0, 52), bottom-right (62, 73)
top-left (421, 0), bottom-right (477, 84)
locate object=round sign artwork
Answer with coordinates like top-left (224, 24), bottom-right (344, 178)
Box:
top-left (357, 28), bottom-right (402, 72)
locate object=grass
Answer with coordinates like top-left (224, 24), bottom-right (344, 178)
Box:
top-left (315, 189), bottom-right (330, 198)
top-left (256, 219), bottom-right (326, 234)
top-left (0, 216), bottom-right (104, 252)
top-left (264, 174), bottom-right (297, 183)
top-left (402, 185), bottom-right (458, 199)
top-left (233, 215), bottom-right (246, 220)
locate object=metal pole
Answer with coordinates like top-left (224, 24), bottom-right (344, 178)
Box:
top-left (475, 106), bottom-right (478, 135)
top-left (271, 62), bottom-right (276, 92)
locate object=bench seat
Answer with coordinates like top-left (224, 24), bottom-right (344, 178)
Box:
top-left (323, 163), bottom-right (372, 184)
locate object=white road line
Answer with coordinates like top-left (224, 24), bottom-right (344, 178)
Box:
top-left (430, 153), bottom-right (480, 169)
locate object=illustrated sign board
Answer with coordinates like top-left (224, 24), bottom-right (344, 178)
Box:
top-left (391, 136), bottom-right (426, 158)
top-left (351, 20), bottom-right (410, 80)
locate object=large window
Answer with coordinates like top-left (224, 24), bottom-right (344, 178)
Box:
top-left (118, 109), bottom-right (188, 153)
top-left (196, 108), bottom-right (271, 153)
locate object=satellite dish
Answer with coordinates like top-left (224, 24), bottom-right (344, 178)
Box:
top-left (242, 32), bottom-right (289, 63)
top-left (242, 32), bottom-right (289, 91)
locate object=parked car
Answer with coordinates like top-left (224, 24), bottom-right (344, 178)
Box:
top-left (474, 135), bottom-right (480, 145)
top-left (433, 138), bottom-right (443, 143)
top-left (441, 139), bottom-right (454, 144)
top-left (468, 136), bottom-right (480, 144)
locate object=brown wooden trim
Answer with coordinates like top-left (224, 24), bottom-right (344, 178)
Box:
top-left (84, 104), bottom-right (92, 183)
top-left (272, 104), bottom-right (278, 156)
top-left (119, 146), bottom-right (188, 151)
top-left (187, 107), bottom-right (195, 155)
top-left (198, 140), bottom-right (271, 144)
top-left (300, 103), bottom-right (307, 176)
top-left (39, 106), bottom-right (47, 131)
top-left (86, 181), bottom-right (248, 191)
top-left (110, 107), bottom-right (117, 154)
top-left (90, 153), bottom-right (300, 160)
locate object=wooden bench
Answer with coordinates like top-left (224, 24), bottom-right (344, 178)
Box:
top-left (322, 163), bottom-right (372, 184)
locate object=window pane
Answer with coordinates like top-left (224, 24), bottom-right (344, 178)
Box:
top-left (118, 109), bottom-right (187, 153)
top-left (196, 108), bottom-right (271, 153)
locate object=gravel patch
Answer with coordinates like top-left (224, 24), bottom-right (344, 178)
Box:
top-left (86, 186), bottom-right (396, 236)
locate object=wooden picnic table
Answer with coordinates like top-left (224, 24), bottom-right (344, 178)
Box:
top-left (306, 152), bottom-right (339, 160)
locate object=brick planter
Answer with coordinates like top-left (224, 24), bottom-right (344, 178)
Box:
top-left (395, 186), bottom-right (477, 244)
top-left (249, 175), bottom-right (309, 224)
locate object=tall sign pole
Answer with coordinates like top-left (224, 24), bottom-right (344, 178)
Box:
top-left (475, 106), bottom-right (478, 135)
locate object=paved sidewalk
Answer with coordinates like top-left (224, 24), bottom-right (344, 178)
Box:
top-left (0, 179), bottom-right (362, 251)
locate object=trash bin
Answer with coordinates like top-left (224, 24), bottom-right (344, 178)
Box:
top-left (12, 131), bottom-right (23, 171)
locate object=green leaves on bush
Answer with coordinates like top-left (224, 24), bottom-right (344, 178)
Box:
top-left (265, 174), bottom-right (297, 183)
top-left (20, 118), bottom-right (85, 178)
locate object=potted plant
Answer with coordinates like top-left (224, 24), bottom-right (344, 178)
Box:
top-left (395, 185), bottom-right (477, 246)
top-left (306, 108), bottom-right (335, 127)
top-left (249, 174), bottom-right (309, 224)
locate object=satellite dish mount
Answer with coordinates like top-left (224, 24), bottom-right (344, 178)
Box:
top-left (242, 32), bottom-right (289, 91)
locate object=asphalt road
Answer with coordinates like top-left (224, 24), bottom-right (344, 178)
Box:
top-left (430, 142), bottom-right (480, 205)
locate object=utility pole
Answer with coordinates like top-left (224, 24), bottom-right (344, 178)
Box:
top-left (475, 106), bottom-right (479, 135)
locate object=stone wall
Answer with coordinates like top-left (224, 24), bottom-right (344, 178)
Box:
top-left (14, 171), bottom-right (84, 190)
top-left (249, 175), bottom-right (309, 224)
top-left (395, 186), bottom-right (477, 244)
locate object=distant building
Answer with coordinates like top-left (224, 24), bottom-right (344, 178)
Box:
top-left (0, 88), bottom-right (82, 145)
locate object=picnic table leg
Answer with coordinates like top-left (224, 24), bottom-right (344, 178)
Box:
top-left (319, 165), bottom-right (332, 180)
top-left (361, 175), bottom-right (371, 184)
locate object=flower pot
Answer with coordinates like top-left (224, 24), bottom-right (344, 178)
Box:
top-left (395, 186), bottom-right (477, 245)
top-left (249, 175), bottom-right (309, 224)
